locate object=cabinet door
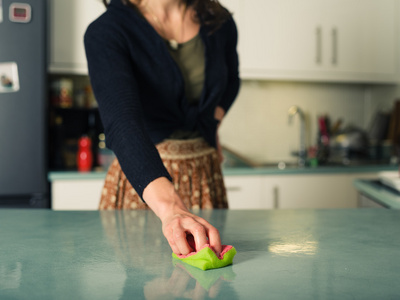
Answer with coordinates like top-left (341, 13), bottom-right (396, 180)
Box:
top-left (52, 179), bottom-right (103, 210)
top-left (48, 0), bottom-right (105, 74)
top-left (226, 0), bottom-right (400, 83)
top-left (224, 175), bottom-right (271, 209)
top-left (322, 0), bottom-right (399, 82)
top-left (264, 172), bottom-right (380, 209)
top-left (263, 174), bottom-right (356, 209)
top-left (238, 0), bottom-right (322, 79)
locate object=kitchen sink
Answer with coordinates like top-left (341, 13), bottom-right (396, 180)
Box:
top-left (222, 147), bottom-right (255, 168)
top-left (254, 161), bottom-right (301, 169)
top-left (253, 159), bottom-right (393, 169)
top-left (222, 146), bottom-right (301, 169)
top-left (221, 145), bottom-right (392, 170)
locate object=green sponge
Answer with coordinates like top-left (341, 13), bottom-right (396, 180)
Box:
top-left (172, 244), bottom-right (237, 271)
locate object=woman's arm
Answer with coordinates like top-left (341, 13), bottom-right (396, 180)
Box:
top-left (213, 16), bottom-right (240, 163)
top-left (84, 22), bottom-right (171, 199)
top-left (217, 16), bottom-right (240, 114)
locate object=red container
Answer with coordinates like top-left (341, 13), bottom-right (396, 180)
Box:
top-left (77, 136), bottom-right (93, 172)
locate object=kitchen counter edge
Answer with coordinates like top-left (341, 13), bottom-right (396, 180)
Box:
top-left (353, 178), bottom-right (400, 209)
top-left (48, 164), bottom-right (398, 181)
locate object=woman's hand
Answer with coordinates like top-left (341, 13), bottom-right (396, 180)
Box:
top-left (161, 209), bottom-right (221, 256)
top-left (215, 130), bottom-right (224, 164)
top-left (143, 177), bottom-right (222, 256)
top-left (214, 106), bottom-right (225, 164)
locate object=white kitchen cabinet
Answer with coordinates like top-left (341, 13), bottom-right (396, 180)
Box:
top-left (262, 172), bottom-right (378, 209)
top-left (52, 178), bottom-right (103, 210)
top-left (222, 0), bottom-right (400, 83)
top-left (48, 0), bottom-right (399, 81)
top-left (51, 174), bottom-right (269, 210)
top-left (50, 172), bottom-right (378, 210)
top-left (48, 0), bottom-right (105, 74)
top-left (224, 175), bottom-right (273, 209)
top-left (322, 0), bottom-right (398, 81)
top-left (263, 174), bottom-right (353, 209)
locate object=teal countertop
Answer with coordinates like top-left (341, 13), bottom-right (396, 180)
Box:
top-left (1, 209), bottom-right (400, 299)
top-left (354, 179), bottom-right (400, 209)
top-left (48, 164), bottom-right (398, 181)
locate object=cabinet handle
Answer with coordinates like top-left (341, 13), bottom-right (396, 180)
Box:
top-left (273, 186), bottom-right (279, 209)
top-left (332, 27), bottom-right (338, 65)
top-left (226, 186), bottom-right (241, 192)
top-left (315, 26), bottom-right (322, 64)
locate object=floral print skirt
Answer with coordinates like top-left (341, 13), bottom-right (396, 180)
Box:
top-left (99, 137), bottom-right (228, 210)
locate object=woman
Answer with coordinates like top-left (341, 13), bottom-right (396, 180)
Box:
top-left (84, 0), bottom-right (240, 256)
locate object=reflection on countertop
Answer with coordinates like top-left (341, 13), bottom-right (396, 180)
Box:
top-left (100, 210), bottom-right (239, 299)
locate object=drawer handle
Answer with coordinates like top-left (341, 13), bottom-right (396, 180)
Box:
top-left (226, 187), bottom-right (241, 192)
top-left (273, 186), bottom-right (279, 209)
top-left (315, 26), bottom-right (322, 64)
top-left (332, 27), bottom-right (338, 65)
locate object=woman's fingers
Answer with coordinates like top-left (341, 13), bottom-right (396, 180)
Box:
top-left (197, 218), bottom-right (222, 256)
top-left (172, 226), bottom-right (193, 255)
top-left (184, 220), bottom-right (208, 253)
top-left (164, 228), bottom-right (181, 255)
top-left (163, 216), bottom-right (194, 255)
top-left (207, 226), bottom-right (222, 256)
top-left (163, 214), bottom-right (222, 256)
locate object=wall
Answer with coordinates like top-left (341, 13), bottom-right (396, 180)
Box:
top-left (219, 80), bottom-right (396, 163)
top-left (365, 85), bottom-right (400, 114)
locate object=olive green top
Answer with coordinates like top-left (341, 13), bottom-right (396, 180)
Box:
top-left (167, 34), bottom-right (205, 105)
top-left (167, 34), bottom-right (205, 139)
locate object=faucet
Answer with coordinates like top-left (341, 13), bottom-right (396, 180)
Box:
top-left (288, 106), bottom-right (306, 167)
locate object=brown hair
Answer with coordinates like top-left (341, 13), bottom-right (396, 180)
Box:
top-left (102, 0), bottom-right (231, 31)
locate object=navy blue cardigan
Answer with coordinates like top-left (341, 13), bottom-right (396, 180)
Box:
top-left (84, 0), bottom-right (240, 198)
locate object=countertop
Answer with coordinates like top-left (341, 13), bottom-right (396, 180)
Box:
top-left (1, 209), bottom-right (400, 299)
top-left (353, 179), bottom-right (400, 209)
top-left (48, 163), bottom-right (398, 181)
top-left (48, 147), bottom-right (398, 181)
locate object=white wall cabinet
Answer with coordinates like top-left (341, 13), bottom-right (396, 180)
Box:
top-left (48, 0), bottom-right (105, 74)
top-left (49, 0), bottom-right (399, 82)
top-left (221, 0), bottom-right (400, 83)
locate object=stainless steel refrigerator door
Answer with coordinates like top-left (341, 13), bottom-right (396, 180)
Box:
top-left (0, 0), bottom-right (47, 198)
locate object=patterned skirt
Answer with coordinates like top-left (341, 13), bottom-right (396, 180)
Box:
top-left (99, 138), bottom-right (228, 210)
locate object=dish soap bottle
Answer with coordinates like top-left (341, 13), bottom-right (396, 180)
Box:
top-left (77, 136), bottom-right (93, 172)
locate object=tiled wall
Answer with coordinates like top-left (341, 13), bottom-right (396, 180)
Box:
top-left (219, 80), bottom-right (398, 163)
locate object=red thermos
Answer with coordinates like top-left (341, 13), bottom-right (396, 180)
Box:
top-left (77, 136), bottom-right (93, 172)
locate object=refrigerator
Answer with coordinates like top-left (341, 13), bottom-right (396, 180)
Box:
top-left (0, 0), bottom-right (48, 207)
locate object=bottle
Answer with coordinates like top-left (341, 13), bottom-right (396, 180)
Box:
top-left (87, 111), bottom-right (98, 168)
top-left (52, 116), bottom-right (65, 169)
top-left (77, 136), bottom-right (93, 172)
